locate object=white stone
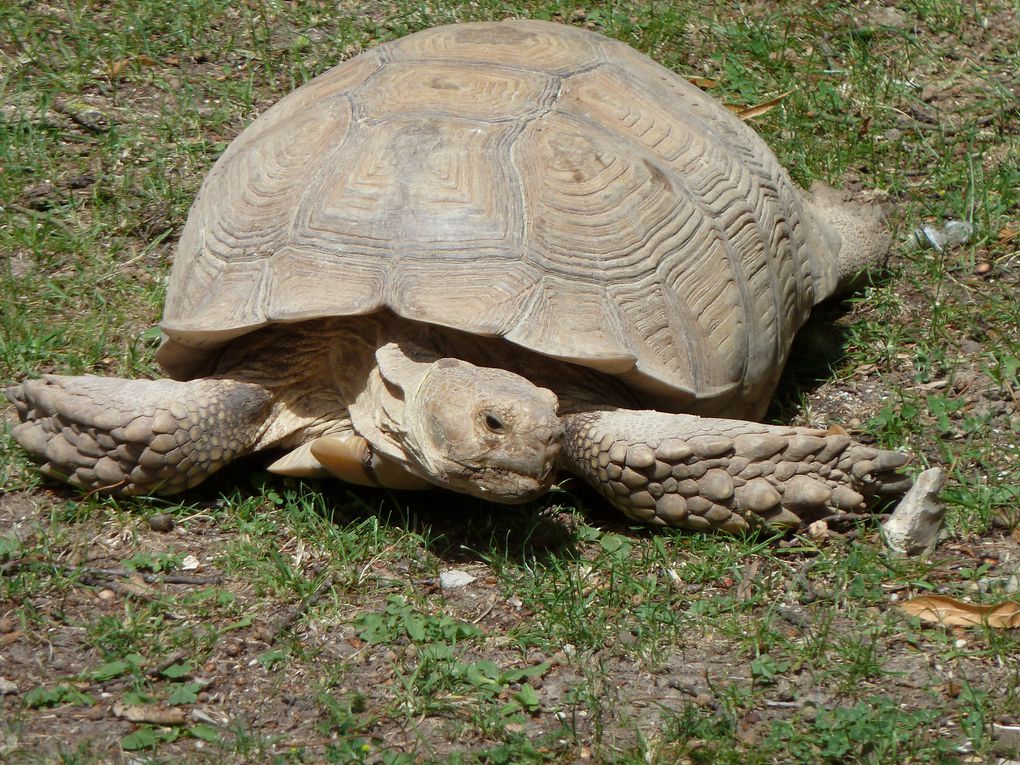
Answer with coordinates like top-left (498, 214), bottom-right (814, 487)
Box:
top-left (439, 569), bottom-right (476, 589)
top-left (881, 468), bottom-right (946, 556)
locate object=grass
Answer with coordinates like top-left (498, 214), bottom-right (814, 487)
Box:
top-left (1, 0), bottom-right (1019, 762)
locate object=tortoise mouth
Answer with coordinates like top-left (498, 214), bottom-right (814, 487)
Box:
top-left (451, 461), bottom-right (558, 504)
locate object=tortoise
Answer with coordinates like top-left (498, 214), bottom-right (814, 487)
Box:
top-left (6, 19), bottom-right (911, 533)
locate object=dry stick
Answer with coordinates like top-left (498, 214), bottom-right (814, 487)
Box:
top-left (272, 739), bottom-right (334, 751)
top-left (810, 511), bottom-right (889, 527)
top-left (259, 576), bottom-right (336, 644)
top-left (6, 203), bottom-right (79, 239)
top-left (0, 631), bottom-right (24, 648)
top-left (0, 558), bottom-right (31, 576)
top-left (1, 559), bottom-right (220, 585)
top-left (79, 574), bottom-right (157, 600)
top-left (80, 567), bottom-right (221, 585)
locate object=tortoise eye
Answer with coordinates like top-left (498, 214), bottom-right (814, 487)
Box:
top-left (483, 413), bottom-right (506, 433)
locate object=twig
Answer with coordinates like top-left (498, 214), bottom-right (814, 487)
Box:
top-left (79, 574), bottom-right (161, 602)
top-left (5, 202), bottom-right (78, 238)
top-left (471, 599), bottom-right (497, 625)
top-left (811, 512), bottom-right (888, 527)
top-left (80, 566), bottom-right (221, 585)
top-left (0, 558), bottom-right (31, 576)
top-left (146, 649), bottom-right (192, 678)
top-left (258, 576), bottom-right (335, 644)
top-left (2, 559), bottom-right (219, 585)
top-left (272, 739), bottom-right (334, 750)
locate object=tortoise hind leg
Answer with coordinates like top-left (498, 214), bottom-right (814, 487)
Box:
top-left (6, 375), bottom-right (272, 495)
top-left (562, 409), bottom-right (911, 532)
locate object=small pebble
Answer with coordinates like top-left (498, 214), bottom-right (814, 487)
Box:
top-left (615, 629), bottom-right (638, 647)
top-left (807, 520), bottom-right (830, 540)
top-left (694, 692), bottom-right (716, 708)
top-left (98, 589), bottom-right (117, 601)
top-left (148, 513), bottom-right (175, 532)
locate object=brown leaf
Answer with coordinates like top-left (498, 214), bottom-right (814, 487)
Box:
top-left (687, 76), bottom-right (719, 89)
top-left (726, 90), bottom-right (794, 120)
top-left (108, 59), bottom-right (130, 79)
top-left (900, 595), bottom-right (1020, 628)
top-left (107, 54), bottom-right (161, 80)
top-left (112, 701), bottom-right (187, 725)
top-left (736, 559), bottom-right (759, 601)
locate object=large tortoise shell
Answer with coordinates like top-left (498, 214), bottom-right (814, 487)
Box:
top-left (158, 19), bottom-right (838, 415)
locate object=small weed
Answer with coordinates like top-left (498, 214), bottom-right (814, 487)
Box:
top-left (750, 653), bottom-right (791, 686)
top-left (765, 696), bottom-right (951, 764)
top-left (123, 549), bottom-right (185, 573)
top-left (24, 684), bottom-right (96, 709)
top-left (354, 595), bottom-right (482, 645)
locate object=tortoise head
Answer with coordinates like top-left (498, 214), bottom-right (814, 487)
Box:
top-left (403, 358), bottom-right (563, 502)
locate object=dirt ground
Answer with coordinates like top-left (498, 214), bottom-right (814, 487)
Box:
top-left (2, 2), bottom-right (1019, 763)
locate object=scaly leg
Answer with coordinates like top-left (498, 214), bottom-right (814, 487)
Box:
top-left (7, 375), bottom-right (272, 495)
top-left (563, 409), bottom-right (911, 532)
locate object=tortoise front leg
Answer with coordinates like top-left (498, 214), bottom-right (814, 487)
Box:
top-left (562, 410), bottom-right (911, 532)
top-left (7, 375), bottom-right (272, 495)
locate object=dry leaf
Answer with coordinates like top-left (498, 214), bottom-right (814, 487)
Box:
top-left (108, 59), bottom-right (130, 79)
top-left (107, 54), bottom-right (161, 80)
top-left (736, 559), bottom-right (759, 601)
top-left (687, 76), bottom-right (719, 89)
top-left (726, 90), bottom-right (794, 120)
top-left (900, 595), bottom-right (1020, 628)
top-left (112, 701), bottom-right (187, 725)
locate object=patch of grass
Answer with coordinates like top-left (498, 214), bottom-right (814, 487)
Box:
top-left (1, 0), bottom-right (1018, 762)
